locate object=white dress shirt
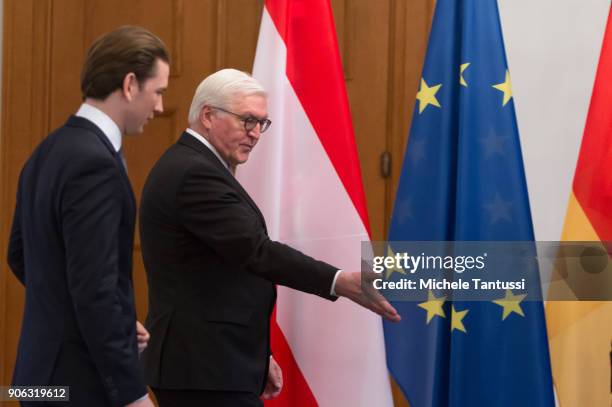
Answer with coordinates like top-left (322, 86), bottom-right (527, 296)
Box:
top-left (75, 103), bottom-right (122, 153)
top-left (185, 128), bottom-right (230, 170)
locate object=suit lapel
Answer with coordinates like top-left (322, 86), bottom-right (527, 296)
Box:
top-left (177, 132), bottom-right (268, 230)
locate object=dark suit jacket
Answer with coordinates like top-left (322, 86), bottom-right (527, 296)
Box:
top-left (7, 116), bottom-right (146, 406)
top-left (139, 132), bottom-right (338, 394)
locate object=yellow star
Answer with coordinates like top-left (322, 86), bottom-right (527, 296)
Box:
top-left (385, 247), bottom-right (406, 279)
top-left (451, 306), bottom-right (469, 333)
top-left (416, 78), bottom-right (442, 114)
top-left (492, 289), bottom-right (526, 320)
top-left (492, 70), bottom-right (513, 106)
top-left (418, 290), bottom-right (446, 324)
top-left (460, 63), bottom-right (470, 87)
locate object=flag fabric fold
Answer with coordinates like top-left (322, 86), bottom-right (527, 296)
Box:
top-left (383, 1), bottom-right (555, 405)
top-left (237, 1), bottom-right (393, 406)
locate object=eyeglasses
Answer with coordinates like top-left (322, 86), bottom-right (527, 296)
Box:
top-left (211, 106), bottom-right (272, 133)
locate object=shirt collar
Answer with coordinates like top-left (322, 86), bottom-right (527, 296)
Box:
top-left (185, 128), bottom-right (231, 170)
top-left (75, 103), bottom-right (122, 152)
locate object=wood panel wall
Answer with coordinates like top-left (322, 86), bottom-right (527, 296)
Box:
top-left (0, 1), bottom-right (434, 405)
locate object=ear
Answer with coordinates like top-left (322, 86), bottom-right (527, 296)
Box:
top-left (122, 72), bottom-right (138, 102)
top-left (200, 105), bottom-right (214, 130)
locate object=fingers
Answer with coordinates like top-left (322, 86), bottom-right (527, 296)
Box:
top-left (261, 356), bottom-right (283, 400)
top-left (136, 321), bottom-right (150, 340)
top-left (360, 273), bottom-right (402, 322)
top-left (376, 298), bottom-right (401, 322)
top-left (137, 330), bottom-right (150, 342)
top-left (136, 320), bottom-right (148, 335)
top-left (261, 382), bottom-right (281, 400)
top-left (270, 356), bottom-right (283, 390)
top-left (125, 395), bottom-right (154, 407)
top-left (369, 291), bottom-right (401, 322)
top-left (136, 321), bottom-right (150, 353)
top-left (363, 295), bottom-right (401, 322)
top-left (337, 271), bottom-right (402, 322)
top-left (359, 287), bottom-right (402, 322)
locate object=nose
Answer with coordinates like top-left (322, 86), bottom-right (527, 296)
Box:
top-left (155, 96), bottom-right (164, 114)
top-left (248, 123), bottom-right (262, 140)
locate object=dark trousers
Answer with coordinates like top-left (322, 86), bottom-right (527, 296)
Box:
top-left (152, 388), bottom-right (263, 407)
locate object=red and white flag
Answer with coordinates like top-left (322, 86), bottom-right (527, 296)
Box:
top-left (237, 1), bottom-right (393, 406)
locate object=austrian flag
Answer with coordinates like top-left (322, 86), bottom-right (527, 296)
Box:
top-left (236, 0), bottom-right (393, 406)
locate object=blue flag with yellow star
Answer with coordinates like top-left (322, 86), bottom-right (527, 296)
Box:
top-left (383, 1), bottom-right (555, 406)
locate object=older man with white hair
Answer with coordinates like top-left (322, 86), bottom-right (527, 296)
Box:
top-left (138, 69), bottom-right (399, 406)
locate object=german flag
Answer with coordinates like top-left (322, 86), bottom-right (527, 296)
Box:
top-left (546, 6), bottom-right (612, 407)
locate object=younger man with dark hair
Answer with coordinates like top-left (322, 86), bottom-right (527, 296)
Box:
top-left (7, 25), bottom-right (169, 407)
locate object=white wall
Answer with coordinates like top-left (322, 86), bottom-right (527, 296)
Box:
top-left (498, 0), bottom-right (609, 240)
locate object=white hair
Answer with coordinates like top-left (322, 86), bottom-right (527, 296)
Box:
top-left (187, 69), bottom-right (267, 125)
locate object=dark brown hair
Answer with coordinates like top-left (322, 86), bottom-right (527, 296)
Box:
top-left (80, 25), bottom-right (170, 100)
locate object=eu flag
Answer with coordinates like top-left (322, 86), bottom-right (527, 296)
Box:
top-left (383, 1), bottom-right (555, 406)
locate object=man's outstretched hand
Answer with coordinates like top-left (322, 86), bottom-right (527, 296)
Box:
top-left (334, 271), bottom-right (401, 322)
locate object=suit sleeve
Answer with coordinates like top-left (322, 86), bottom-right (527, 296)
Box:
top-left (61, 157), bottom-right (146, 406)
top-left (177, 165), bottom-right (338, 300)
top-left (7, 182), bottom-right (25, 285)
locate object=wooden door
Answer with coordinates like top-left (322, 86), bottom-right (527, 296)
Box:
top-left (0, 1), bottom-right (434, 405)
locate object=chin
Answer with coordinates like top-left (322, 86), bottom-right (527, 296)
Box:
top-left (123, 127), bottom-right (143, 136)
top-left (127, 120), bottom-right (149, 135)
